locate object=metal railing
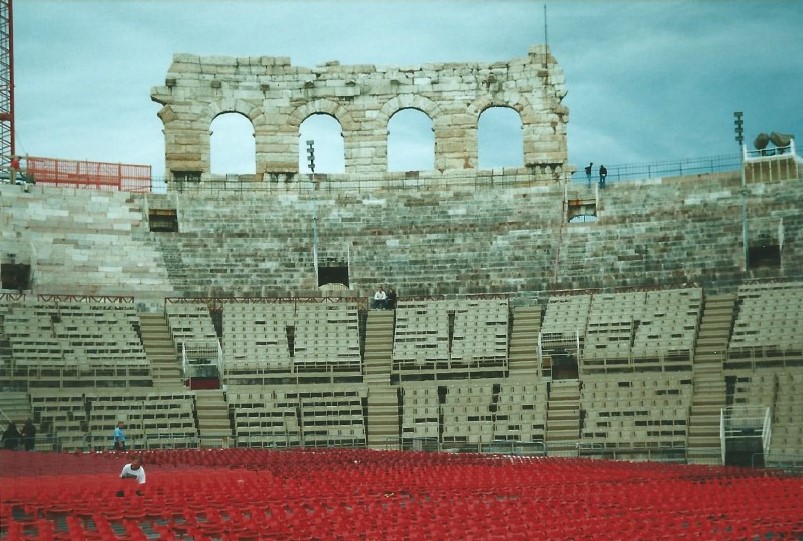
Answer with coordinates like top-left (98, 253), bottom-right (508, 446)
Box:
top-left (12, 146), bottom-right (803, 196)
top-left (571, 153), bottom-right (742, 184)
top-left (756, 452), bottom-right (803, 473)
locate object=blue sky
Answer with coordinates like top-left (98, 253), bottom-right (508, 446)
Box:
top-left (13, 0), bottom-right (803, 177)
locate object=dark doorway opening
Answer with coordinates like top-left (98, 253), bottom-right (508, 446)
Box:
top-left (1, 263), bottom-right (31, 291)
top-left (319, 265), bottom-right (349, 288)
top-left (149, 209), bottom-right (179, 233)
top-left (550, 349), bottom-right (579, 380)
top-left (748, 243), bottom-right (780, 269)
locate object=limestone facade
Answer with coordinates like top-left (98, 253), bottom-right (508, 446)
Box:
top-left (150, 45), bottom-right (568, 181)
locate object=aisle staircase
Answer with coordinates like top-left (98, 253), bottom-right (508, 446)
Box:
top-left (508, 305), bottom-right (541, 378)
top-left (138, 312), bottom-right (184, 389)
top-left (195, 390), bottom-right (233, 448)
top-left (545, 379), bottom-right (581, 456)
top-left (687, 293), bottom-right (735, 464)
top-left (363, 310), bottom-right (399, 449)
top-left (0, 391), bottom-right (32, 431)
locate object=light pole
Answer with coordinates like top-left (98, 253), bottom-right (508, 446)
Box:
top-left (734, 112), bottom-right (748, 270)
top-left (306, 140), bottom-right (319, 284)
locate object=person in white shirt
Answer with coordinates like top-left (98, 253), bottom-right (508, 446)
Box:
top-left (120, 456), bottom-right (146, 485)
top-left (372, 286), bottom-right (387, 309)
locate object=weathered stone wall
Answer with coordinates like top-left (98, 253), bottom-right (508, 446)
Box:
top-left (142, 170), bottom-right (800, 300)
top-left (3, 163), bottom-right (800, 304)
top-left (0, 156), bottom-right (803, 300)
top-left (150, 46), bottom-right (568, 180)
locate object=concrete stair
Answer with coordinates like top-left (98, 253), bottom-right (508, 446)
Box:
top-left (138, 312), bottom-right (184, 389)
top-left (363, 310), bottom-right (399, 449)
top-left (194, 389), bottom-right (233, 447)
top-left (0, 391), bottom-right (32, 430)
top-left (545, 379), bottom-right (580, 454)
top-left (508, 305), bottom-right (541, 378)
top-left (687, 293), bottom-right (735, 464)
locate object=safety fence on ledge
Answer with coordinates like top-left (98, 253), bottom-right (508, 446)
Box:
top-left (9, 149), bottom-right (802, 194)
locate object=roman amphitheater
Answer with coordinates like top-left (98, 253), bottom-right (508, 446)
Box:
top-left (1, 46), bottom-right (802, 539)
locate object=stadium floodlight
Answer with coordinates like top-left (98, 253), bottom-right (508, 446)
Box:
top-left (733, 112), bottom-right (744, 146)
top-left (306, 140), bottom-right (315, 173)
top-left (734, 111), bottom-right (748, 269)
top-left (306, 139), bottom-right (319, 281)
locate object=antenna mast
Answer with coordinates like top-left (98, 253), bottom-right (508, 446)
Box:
top-left (543, 3), bottom-right (548, 68)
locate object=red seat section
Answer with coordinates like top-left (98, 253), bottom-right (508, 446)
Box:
top-left (2, 449), bottom-right (802, 540)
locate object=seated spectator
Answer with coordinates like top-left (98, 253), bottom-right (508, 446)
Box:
top-left (386, 288), bottom-right (397, 310)
top-left (120, 456), bottom-right (146, 485)
top-left (372, 286), bottom-right (387, 309)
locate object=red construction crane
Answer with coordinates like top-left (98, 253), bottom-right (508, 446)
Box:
top-left (0, 0), bottom-right (14, 168)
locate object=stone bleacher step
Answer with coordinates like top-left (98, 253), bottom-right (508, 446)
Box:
top-left (0, 392), bottom-right (33, 426)
top-left (138, 311), bottom-right (184, 388)
top-left (195, 390), bottom-right (232, 443)
top-left (546, 428), bottom-right (579, 442)
top-left (366, 383), bottom-right (399, 448)
top-left (687, 435), bottom-right (721, 448)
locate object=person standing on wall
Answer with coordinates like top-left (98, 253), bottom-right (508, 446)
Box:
top-left (584, 162), bottom-right (593, 186)
top-left (113, 421), bottom-right (127, 451)
top-left (599, 164), bottom-right (608, 189)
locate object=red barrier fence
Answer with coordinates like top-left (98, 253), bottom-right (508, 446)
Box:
top-left (25, 156), bottom-right (152, 192)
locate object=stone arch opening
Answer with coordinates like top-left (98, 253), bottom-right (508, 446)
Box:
top-left (210, 112), bottom-right (256, 175)
top-left (478, 106), bottom-right (523, 169)
top-left (299, 114), bottom-right (345, 174)
top-left (387, 108), bottom-right (434, 172)
top-left (152, 48), bottom-right (569, 180)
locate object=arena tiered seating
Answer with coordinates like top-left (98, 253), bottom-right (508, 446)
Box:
top-left (729, 281), bottom-right (803, 365)
top-left (441, 382), bottom-right (496, 445)
top-left (493, 381), bottom-right (548, 443)
top-left (224, 301), bottom-right (295, 377)
top-left (540, 293), bottom-right (592, 337)
top-left (400, 385), bottom-right (440, 444)
top-left (28, 390), bottom-right (198, 451)
top-left (580, 374), bottom-right (692, 452)
top-left (632, 288), bottom-right (701, 367)
top-left (400, 381), bottom-right (548, 450)
top-left (729, 370), bottom-right (803, 457)
top-left (392, 298), bottom-right (509, 378)
top-left (28, 391), bottom-right (88, 450)
top-left (539, 287), bottom-right (701, 375)
top-left (227, 387), bottom-right (366, 448)
top-left (772, 372), bottom-right (803, 456)
top-left (2, 299), bottom-right (150, 388)
top-left (292, 302), bottom-right (361, 373)
top-left (227, 388), bottom-right (301, 447)
top-left (164, 301), bottom-right (218, 354)
top-left (223, 300), bottom-right (361, 384)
